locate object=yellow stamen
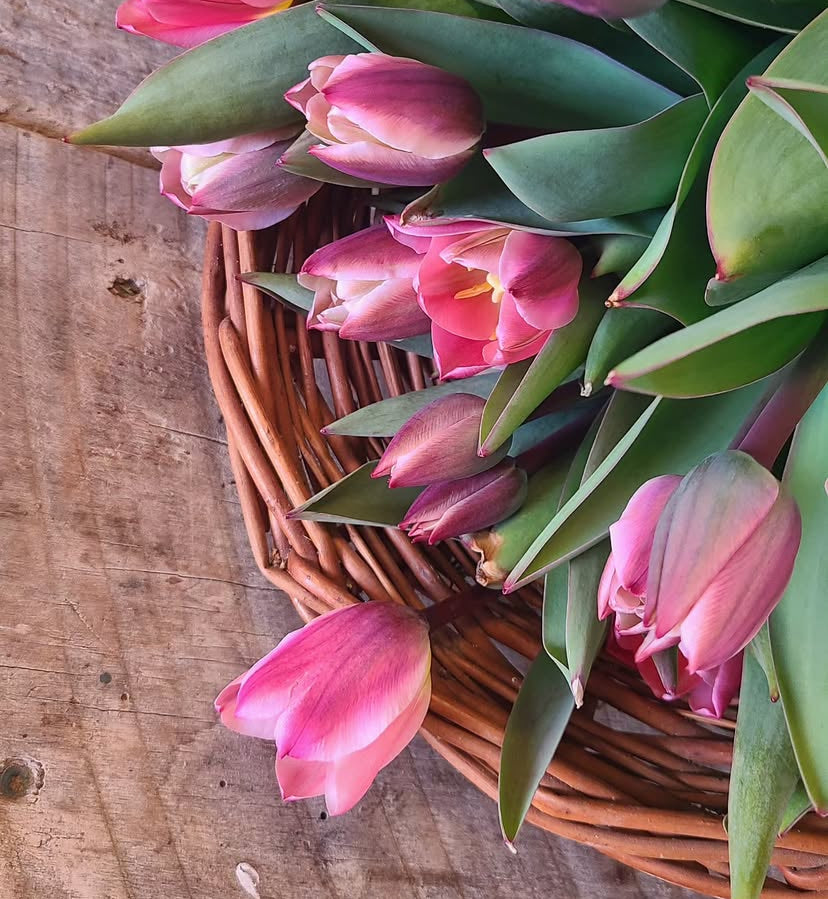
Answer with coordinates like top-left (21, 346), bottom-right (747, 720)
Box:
top-left (453, 281), bottom-right (491, 300)
top-left (486, 272), bottom-right (505, 305)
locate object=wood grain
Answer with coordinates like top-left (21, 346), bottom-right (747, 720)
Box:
top-left (0, 4), bottom-right (699, 897)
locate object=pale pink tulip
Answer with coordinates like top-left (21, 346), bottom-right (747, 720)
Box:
top-left (299, 225), bottom-right (430, 341)
top-left (607, 627), bottom-right (742, 720)
top-left (215, 601), bottom-right (431, 815)
top-left (401, 461), bottom-right (527, 544)
top-left (153, 132), bottom-right (320, 230)
top-left (373, 394), bottom-right (507, 488)
top-left (554, 0), bottom-right (667, 18)
top-left (641, 451), bottom-right (801, 673)
top-left (117, 0), bottom-right (291, 48)
top-left (390, 220), bottom-right (582, 379)
top-left (285, 54), bottom-right (484, 186)
top-left (599, 451), bottom-right (801, 681)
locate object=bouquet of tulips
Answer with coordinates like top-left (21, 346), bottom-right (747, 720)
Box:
top-left (75, 0), bottom-right (828, 893)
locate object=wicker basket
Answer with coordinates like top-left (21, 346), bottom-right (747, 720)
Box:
top-left (199, 188), bottom-right (828, 898)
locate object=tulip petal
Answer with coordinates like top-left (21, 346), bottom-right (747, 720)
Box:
top-left (265, 603), bottom-right (430, 761)
top-left (309, 142), bottom-right (474, 188)
top-left (440, 229), bottom-right (508, 273)
top-left (417, 237), bottom-right (501, 341)
top-left (597, 556), bottom-right (619, 621)
top-left (337, 280), bottom-right (431, 342)
top-left (499, 232), bottom-right (582, 331)
top-left (215, 676), bottom-right (281, 739)
top-left (553, 0), bottom-right (667, 17)
top-left (301, 225), bottom-right (423, 282)
top-left (321, 54), bottom-right (483, 159)
top-left (609, 475), bottom-right (682, 597)
top-left (276, 755), bottom-right (329, 802)
top-left (493, 293), bottom-right (547, 357)
top-left (431, 325), bottom-right (491, 381)
top-left (678, 492), bottom-right (801, 673)
top-left (646, 452), bottom-right (781, 635)
top-left (155, 149), bottom-right (192, 210)
top-left (686, 653), bottom-right (742, 719)
top-left (324, 680), bottom-right (430, 815)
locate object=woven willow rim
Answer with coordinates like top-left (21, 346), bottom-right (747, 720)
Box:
top-left (199, 187), bottom-right (828, 899)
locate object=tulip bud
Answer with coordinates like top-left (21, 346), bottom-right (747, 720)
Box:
top-left (373, 394), bottom-right (507, 488)
top-left (117, 0), bottom-right (292, 48)
top-left (299, 226), bottom-right (430, 342)
top-left (153, 133), bottom-right (320, 230)
top-left (641, 450), bottom-right (802, 673)
top-left (215, 601), bottom-right (431, 815)
top-left (401, 461), bottom-right (528, 544)
top-left (553, 0), bottom-right (667, 18)
top-left (285, 54), bottom-right (484, 186)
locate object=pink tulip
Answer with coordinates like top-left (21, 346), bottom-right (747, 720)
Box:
top-left (284, 54), bottom-right (484, 186)
top-left (401, 460), bottom-right (527, 544)
top-left (299, 225), bottom-right (430, 341)
top-left (599, 451), bottom-right (801, 682)
top-left (553, 0), bottom-right (667, 18)
top-left (390, 220), bottom-right (582, 380)
top-left (153, 132), bottom-right (320, 230)
top-left (607, 627), bottom-right (742, 720)
top-left (117, 0), bottom-right (291, 48)
top-left (373, 394), bottom-right (506, 488)
top-left (215, 601), bottom-right (431, 815)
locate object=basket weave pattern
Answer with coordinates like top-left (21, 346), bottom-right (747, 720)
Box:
top-left (200, 189), bottom-right (828, 898)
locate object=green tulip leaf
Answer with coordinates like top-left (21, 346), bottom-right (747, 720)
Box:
top-left (498, 650), bottom-right (575, 844)
top-left (542, 566), bottom-right (569, 675)
top-left (241, 272), bottom-right (434, 357)
top-left (485, 95), bottom-right (707, 223)
top-left (612, 41), bottom-right (786, 322)
top-left (583, 306), bottom-right (675, 397)
top-left (504, 380), bottom-right (768, 589)
top-left (591, 236), bottom-right (652, 279)
top-left (747, 76), bottom-right (828, 167)
top-left (318, 5), bottom-right (680, 131)
top-left (323, 371), bottom-right (499, 437)
top-left (728, 652), bottom-right (799, 899)
top-left (492, 1), bottom-right (696, 95)
top-left (623, 2), bottom-right (767, 106)
top-left (770, 382), bottom-right (828, 812)
top-left (707, 11), bottom-right (828, 289)
top-left (565, 541), bottom-right (610, 705)
top-left (779, 782), bottom-right (813, 835)
top-left (749, 622), bottom-right (780, 702)
top-left (69, 4), bottom-right (355, 146)
top-left (678, 0), bottom-right (826, 33)
top-left (403, 157), bottom-right (663, 237)
top-left (479, 278), bottom-right (608, 456)
top-left (609, 255), bottom-right (828, 397)
top-left (290, 461), bottom-right (421, 527)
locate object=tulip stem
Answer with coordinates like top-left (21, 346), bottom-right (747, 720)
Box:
top-left (737, 322), bottom-right (828, 469)
top-left (422, 584), bottom-right (497, 632)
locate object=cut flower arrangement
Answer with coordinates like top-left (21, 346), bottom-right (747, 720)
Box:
top-left (73, 0), bottom-right (828, 895)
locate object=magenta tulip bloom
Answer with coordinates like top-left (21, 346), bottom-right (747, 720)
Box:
top-left (284, 54), bottom-right (484, 186)
top-left (153, 132), bottom-right (320, 231)
top-left (401, 461), bottom-right (527, 544)
top-left (299, 226), bottom-right (430, 341)
top-left (215, 601), bottom-right (431, 815)
top-left (117, 0), bottom-right (291, 48)
top-left (554, 0), bottom-right (667, 18)
top-left (607, 627), bottom-right (742, 720)
top-left (373, 394), bottom-right (506, 488)
top-left (600, 451), bottom-right (801, 680)
top-left (390, 221), bottom-right (582, 380)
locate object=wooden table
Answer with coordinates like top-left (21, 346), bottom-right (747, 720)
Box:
top-left (0, 3), bottom-right (697, 897)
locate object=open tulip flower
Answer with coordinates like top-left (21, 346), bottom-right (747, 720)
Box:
top-left (401, 460), bottom-right (528, 544)
top-left (117, 0), bottom-right (292, 47)
top-left (373, 393), bottom-right (508, 487)
top-left (153, 132), bottom-right (320, 230)
top-left (394, 222), bottom-right (582, 380)
top-left (299, 225), bottom-right (430, 341)
top-left (600, 451), bottom-right (802, 686)
top-left (215, 601), bottom-right (431, 815)
top-left (285, 54), bottom-right (485, 186)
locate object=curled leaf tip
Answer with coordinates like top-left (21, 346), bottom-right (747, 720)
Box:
top-left (581, 382), bottom-right (593, 398)
top-left (604, 370), bottom-right (622, 388)
top-left (571, 676), bottom-right (585, 708)
top-left (503, 839), bottom-right (518, 855)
